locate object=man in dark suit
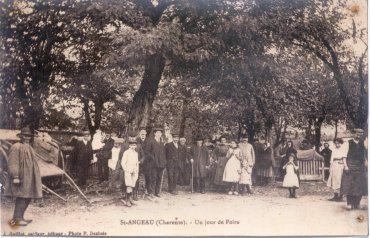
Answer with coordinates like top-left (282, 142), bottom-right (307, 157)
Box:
top-left (75, 131), bottom-right (93, 187)
top-left (97, 132), bottom-right (115, 183)
top-left (134, 128), bottom-right (147, 200)
top-left (146, 127), bottom-right (166, 198)
top-left (190, 135), bottom-right (210, 194)
top-left (165, 133), bottom-right (180, 195)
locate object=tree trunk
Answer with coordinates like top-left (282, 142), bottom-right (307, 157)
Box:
top-left (245, 111), bottom-right (255, 142)
top-left (306, 118), bottom-right (313, 141)
top-left (334, 119), bottom-right (338, 141)
top-left (314, 117), bottom-right (324, 152)
top-left (179, 97), bottom-right (188, 138)
top-left (128, 54), bottom-right (165, 131)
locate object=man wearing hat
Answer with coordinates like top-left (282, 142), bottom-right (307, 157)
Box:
top-left (146, 127), bottom-right (166, 197)
top-left (341, 128), bottom-right (367, 210)
top-left (97, 131), bottom-right (115, 183)
top-left (165, 132), bottom-right (180, 195)
top-left (6, 127), bottom-right (42, 226)
top-left (190, 135), bottom-right (210, 194)
top-left (75, 130), bottom-right (94, 187)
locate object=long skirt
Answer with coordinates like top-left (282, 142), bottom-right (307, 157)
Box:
top-left (214, 156), bottom-right (228, 186)
top-left (326, 160), bottom-right (344, 191)
top-left (341, 169), bottom-right (367, 196)
top-left (223, 157), bottom-right (241, 183)
top-left (257, 166), bottom-right (274, 178)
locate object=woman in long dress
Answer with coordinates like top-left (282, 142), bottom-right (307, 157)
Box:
top-left (223, 140), bottom-right (242, 195)
top-left (213, 136), bottom-right (229, 191)
top-left (327, 138), bottom-right (346, 201)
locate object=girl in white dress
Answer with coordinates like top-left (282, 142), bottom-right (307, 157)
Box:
top-left (223, 140), bottom-right (242, 195)
top-left (282, 153), bottom-right (299, 198)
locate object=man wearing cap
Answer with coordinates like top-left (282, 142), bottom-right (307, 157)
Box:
top-left (121, 137), bottom-right (139, 207)
top-left (97, 132), bottom-right (115, 183)
top-left (190, 135), bottom-right (210, 194)
top-left (146, 127), bottom-right (166, 197)
top-left (165, 132), bottom-right (180, 195)
top-left (75, 130), bottom-right (94, 187)
top-left (6, 127), bottom-right (42, 226)
top-left (341, 128), bottom-right (367, 210)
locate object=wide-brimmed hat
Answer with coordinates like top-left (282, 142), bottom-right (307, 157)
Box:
top-left (127, 130), bottom-right (138, 138)
top-left (81, 130), bottom-right (90, 136)
top-left (152, 127), bottom-right (164, 133)
top-left (172, 132), bottom-right (180, 138)
top-left (17, 127), bottom-right (33, 137)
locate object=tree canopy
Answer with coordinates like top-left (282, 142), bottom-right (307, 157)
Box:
top-left (0, 0), bottom-right (367, 144)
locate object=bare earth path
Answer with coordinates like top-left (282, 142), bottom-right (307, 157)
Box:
top-left (1, 181), bottom-right (368, 236)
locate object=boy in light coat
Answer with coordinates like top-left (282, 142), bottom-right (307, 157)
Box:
top-left (121, 138), bottom-right (139, 207)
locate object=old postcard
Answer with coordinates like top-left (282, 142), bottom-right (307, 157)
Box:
top-left (0, 0), bottom-right (368, 236)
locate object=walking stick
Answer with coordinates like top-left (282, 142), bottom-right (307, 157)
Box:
top-left (191, 160), bottom-right (194, 193)
top-left (159, 169), bottom-right (165, 194)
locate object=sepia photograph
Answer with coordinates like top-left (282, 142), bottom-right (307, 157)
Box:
top-left (0, 0), bottom-right (368, 236)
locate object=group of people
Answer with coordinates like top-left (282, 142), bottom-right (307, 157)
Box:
top-left (2, 125), bottom-right (367, 226)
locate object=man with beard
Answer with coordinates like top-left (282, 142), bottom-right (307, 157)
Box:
top-left (146, 127), bottom-right (166, 198)
top-left (165, 133), bottom-right (180, 195)
top-left (6, 127), bottom-right (42, 227)
top-left (190, 135), bottom-right (210, 194)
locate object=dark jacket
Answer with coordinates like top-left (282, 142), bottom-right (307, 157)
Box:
top-left (165, 142), bottom-right (179, 168)
top-left (320, 148), bottom-right (332, 167)
top-left (101, 137), bottom-right (115, 159)
top-left (178, 145), bottom-right (191, 170)
top-left (190, 145), bottom-right (210, 178)
top-left (76, 140), bottom-right (93, 168)
top-left (146, 137), bottom-right (166, 169)
top-left (6, 142), bottom-right (42, 198)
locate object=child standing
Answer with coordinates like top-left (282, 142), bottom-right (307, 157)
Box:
top-left (282, 153), bottom-right (299, 198)
top-left (121, 138), bottom-right (139, 207)
top-left (223, 140), bottom-right (242, 195)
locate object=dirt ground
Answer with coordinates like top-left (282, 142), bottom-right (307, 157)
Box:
top-left (1, 178), bottom-right (368, 236)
